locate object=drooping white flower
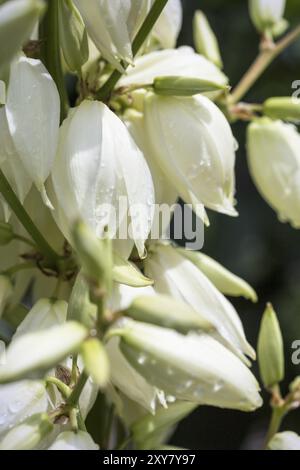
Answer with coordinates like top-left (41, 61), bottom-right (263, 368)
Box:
top-left (74, 0), bottom-right (153, 71)
top-left (48, 431), bottom-right (99, 450)
top-left (5, 56), bottom-right (60, 208)
top-left (268, 431), bottom-right (300, 450)
top-left (247, 118), bottom-right (300, 228)
top-left (0, 0), bottom-right (44, 72)
top-left (152, 0), bottom-right (182, 49)
top-left (249, 0), bottom-right (286, 34)
top-left (119, 47), bottom-right (228, 90)
top-left (144, 243), bottom-right (255, 362)
top-left (112, 318), bottom-right (262, 412)
top-left (51, 100), bottom-right (155, 257)
top-left (144, 93), bottom-right (237, 217)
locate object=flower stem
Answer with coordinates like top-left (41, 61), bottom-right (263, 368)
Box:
top-left (96, 0), bottom-right (169, 101)
top-left (39, 0), bottom-right (68, 121)
top-left (231, 24), bottom-right (300, 104)
top-left (0, 170), bottom-right (60, 267)
top-left (67, 371), bottom-right (89, 408)
top-left (5, 261), bottom-right (35, 277)
top-left (264, 405), bottom-right (287, 449)
top-left (13, 234), bottom-right (36, 248)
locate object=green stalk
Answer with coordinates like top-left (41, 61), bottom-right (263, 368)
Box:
top-left (39, 0), bottom-right (68, 121)
top-left (96, 0), bottom-right (169, 101)
top-left (67, 371), bottom-right (89, 408)
top-left (0, 170), bottom-right (60, 266)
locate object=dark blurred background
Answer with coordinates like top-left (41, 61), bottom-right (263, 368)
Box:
top-left (172, 0), bottom-right (300, 450)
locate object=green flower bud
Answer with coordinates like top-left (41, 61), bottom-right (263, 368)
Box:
top-left (153, 75), bottom-right (228, 96)
top-left (289, 376), bottom-right (300, 393)
top-left (72, 219), bottom-right (113, 295)
top-left (178, 249), bottom-right (257, 302)
top-left (0, 0), bottom-right (45, 72)
top-left (67, 272), bottom-right (97, 328)
top-left (80, 338), bottom-right (110, 388)
top-left (263, 97), bottom-right (300, 122)
top-left (0, 321), bottom-right (87, 383)
top-left (124, 294), bottom-right (213, 334)
top-left (257, 304), bottom-right (284, 389)
top-left (268, 432), bottom-right (300, 451)
top-left (58, 0), bottom-right (89, 73)
top-left (0, 413), bottom-right (53, 450)
top-left (193, 10), bottom-right (223, 69)
top-left (0, 221), bottom-right (14, 245)
top-left (113, 252), bottom-right (154, 288)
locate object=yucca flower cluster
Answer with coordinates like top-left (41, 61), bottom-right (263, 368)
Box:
top-left (0, 0), bottom-right (300, 451)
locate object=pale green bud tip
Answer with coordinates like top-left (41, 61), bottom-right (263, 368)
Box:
top-left (124, 294), bottom-right (214, 334)
top-left (263, 97), bottom-right (300, 122)
top-left (257, 303), bottom-right (285, 389)
top-left (153, 76), bottom-right (228, 96)
top-left (193, 10), bottom-right (223, 69)
top-left (72, 219), bottom-right (112, 291)
top-left (0, 80), bottom-right (5, 104)
top-left (249, 0), bottom-right (286, 36)
top-left (80, 338), bottom-right (110, 388)
top-left (0, 221), bottom-right (14, 246)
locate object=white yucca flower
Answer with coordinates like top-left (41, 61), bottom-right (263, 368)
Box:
top-left (144, 243), bottom-right (255, 362)
top-left (51, 100), bottom-right (155, 257)
top-left (249, 0), bottom-right (286, 34)
top-left (144, 93), bottom-right (237, 218)
top-left (268, 431), bottom-right (300, 450)
top-left (5, 56), bottom-right (60, 208)
top-left (247, 118), bottom-right (300, 228)
top-left (152, 0), bottom-right (182, 49)
top-left (74, 0), bottom-right (154, 71)
top-left (111, 318), bottom-right (262, 411)
top-left (48, 431), bottom-right (99, 450)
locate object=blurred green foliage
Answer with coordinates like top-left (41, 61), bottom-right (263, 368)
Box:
top-left (173, 0), bottom-right (300, 449)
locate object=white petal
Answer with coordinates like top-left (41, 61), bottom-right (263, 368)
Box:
top-left (48, 431), bottom-right (99, 450)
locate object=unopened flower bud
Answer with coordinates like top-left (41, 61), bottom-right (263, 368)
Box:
top-left (257, 304), bottom-right (284, 389)
top-left (0, 80), bottom-right (5, 105)
top-left (72, 219), bottom-right (113, 294)
top-left (111, 319), bottom-right (262, 411)
top-left (67, 272), bottom-right (97, 328)
top-left (80, 338), bottom-right (110, 388)
top-left (247, 118), bottom-right (300, 228)
top-left (153, 76), bottom-right (228, 96)
top-left (193, 10), bottom-right (223, 68)
top-left (263, 97), bottom-right (300, 122)
top-left (0, 221), bottom-right (14, 245)
top-left (249, 0), bottom-right (286, 36)
top-left (0, 275), bottom-right (13, 318)
top-left (124, 293), bottom-right (213, 334)
top-left (58, 0), bottom-right (89, 73)
top-left (268, 432), bottom-right (300, 451)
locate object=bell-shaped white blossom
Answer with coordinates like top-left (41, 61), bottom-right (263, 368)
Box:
top-left (152, 0), bottom-right (182, 49)
top-left (51, 100), bottom-right (155, 257)
top-left (144, 93), bottom-right (237, 217)
top-left (74, 0), bottom-right (153, 71)
top-left (48, 431), bottom-right (99, 450)
top-left (247, 118), bottom-right (300, 228)
top-left (249, 0), bottom-right (286, 34)
top-left (268, 431), bottom-right (300, 450)
top-left (119, 47), bottom-right (228, 90)
top-left (144, 244), bottom-right (255, 362)
top-left (5, 56), bottom-right (60, 208)
top-left (113, 318), bottom-right (262, 412)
